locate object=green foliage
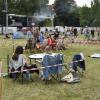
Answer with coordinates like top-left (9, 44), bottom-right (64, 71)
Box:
top-left (38, 19), bottom-right (52, 27)
top-left (0, 0), bottom-right (50, 26)
top-left (44, 19), bottom-right (52, 26)
top-left (0, 0), bottom-right (100, 27)
top-left (0, 0), bottom-right (40, 25)
top-left (54, 0), bottom-right (76, 16)
top-left (8, 0), bottom-right (39, 15)
top-left (91, 0), bottom-right (100, 26)
top-left (53, 0), bottom-right (100, 27)
top-left (79, 0), bottom-right (100, 27)
top-left (54, 0), bottom-right (79, 26)
top-left (79, 6), bottom-right (91, 26)
top-left (0, 0), bottom-right (3, 25)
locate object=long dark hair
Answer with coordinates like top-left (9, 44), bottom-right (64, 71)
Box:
top-left (12, 46), bottom-right (23, 61)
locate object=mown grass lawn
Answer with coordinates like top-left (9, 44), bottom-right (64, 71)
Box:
top-left (1, 35), bottom-right (100, 100)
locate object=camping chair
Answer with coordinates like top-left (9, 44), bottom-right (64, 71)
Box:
top-left (7, 55), bottom-right (25, 83)
top-left (70, 54), bottom-right (86, 75)
top-left (63, 53), bottom-right (86, 76)
top-left (7, 55), bottom-right (38, 83)
top-left (61, 54), bottom-right (85, 83)
top-left (41, 53), bottom-right (63, 83)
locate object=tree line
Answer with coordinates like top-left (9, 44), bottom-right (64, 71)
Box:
top-left (0, 0), bottom-right (100, 27)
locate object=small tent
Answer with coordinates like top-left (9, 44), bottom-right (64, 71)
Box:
top-left (13, 31), bottom-right (25, 39)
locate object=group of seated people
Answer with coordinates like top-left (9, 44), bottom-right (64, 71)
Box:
top-left (8, 45), bottom-right (86, 82)
top-left (25, 34), bottom-right (65, 52)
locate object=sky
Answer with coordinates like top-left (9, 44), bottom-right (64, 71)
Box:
top-left (75, 0), bottom-right (92, 7)
top-left (48, 0), bottom-right (55, 5)
top-left (49, 0), bottom-right (92, 7)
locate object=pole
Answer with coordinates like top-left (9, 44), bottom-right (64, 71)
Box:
top-left (5, 14), bottom-right (8, 35)
top-left (25, 15), bottom-right (28, 27)
top-left (51, 15), bottom-right (54, 29)
top-left (12, 37), bottom-right (15, 53)
top-left (5, 0), bottom-right (8, 35)
top-left (1, 0), bottom-right (5, 35)
top-left (1, 12), bottom-right (4, 35)
top-left (50, 5), bottom-right (54, 30)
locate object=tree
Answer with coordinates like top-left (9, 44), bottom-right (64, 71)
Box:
top-left (79, 0), bottom-right (100, 27)
top-left (53, 0), bottom-right (79, 26)
top-left (0, 0), bottom-right (40, 26)
top-left (54, 0), bottom-right (76, 16)
top-left (0, 0), bottom-right (3, 26)
top-left (65, 12), bottom-right (80, 26)
top-left (91, 0), bottom-right (100, 26)
top-left (79, 6), bottom-right (91, 26)
top-left (8, 0), bottom-right (40, 15)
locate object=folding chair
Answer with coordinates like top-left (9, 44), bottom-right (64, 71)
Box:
top-left (41, 53), bottom-right (63, 83)
top-left (7, 55), bottom-right (25, 83)
top-left (70, 53), bottom-right (86, 76)
top-left (7, 55), bottom-right (38, 83)
top-left (61, 54), bottom-right (85, 83)
top-left (63, 53), bottom-right (86, 76)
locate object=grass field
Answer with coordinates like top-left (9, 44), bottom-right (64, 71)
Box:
top-left (1, 35), bottom-right (100, 100)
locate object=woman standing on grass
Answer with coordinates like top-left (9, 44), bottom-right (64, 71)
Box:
top-left (0, 60), bottom-right (2, 100)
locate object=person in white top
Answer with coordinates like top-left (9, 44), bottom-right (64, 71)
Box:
top-left (9, 46), bottom-right (31, 80)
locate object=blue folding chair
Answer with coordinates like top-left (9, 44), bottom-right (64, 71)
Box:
top-left (42, 53), bottom-right (63, 83)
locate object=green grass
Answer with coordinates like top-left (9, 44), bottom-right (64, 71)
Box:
top-left (1, 36), bottom-right (100, 100)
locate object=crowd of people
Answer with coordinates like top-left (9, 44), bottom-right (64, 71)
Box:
top-left (11, 26), bottom-right (100, 52)
top-left (4, 26), bottom-right (100, 51)
top-left (22, 27), bottom-right (66, 51)
top-left (64, 27), bottom-right (100, 41)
